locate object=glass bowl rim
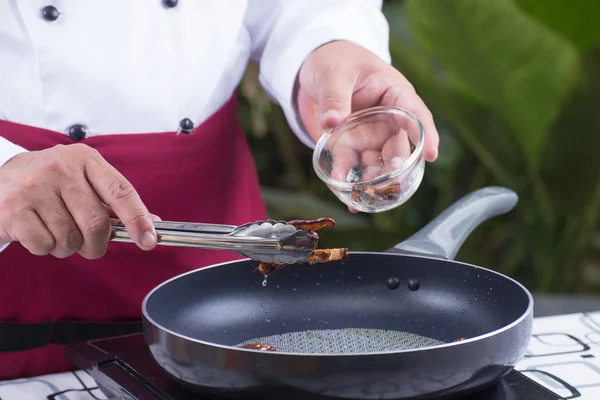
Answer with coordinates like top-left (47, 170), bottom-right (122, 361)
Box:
top-left (312, 106), bottom-right (425, 190)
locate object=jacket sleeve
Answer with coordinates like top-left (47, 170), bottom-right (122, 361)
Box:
top-left (0, 137), bottom-right (28, 252)
top-left (244, 0), bottom-right (391, 148)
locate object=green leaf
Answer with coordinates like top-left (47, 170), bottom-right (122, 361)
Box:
top-left (388, 37), bottom-right (524, 188)
top-left (517, 0), bottom-right (600, 51)
top-left (541, 47), bottom-right (600, 248)
top-left (238, 62), bottom-right (272, 138)
top-left (261, 187), bottom-right (370, 230)
top-left (405, 0), bottom-right (579, 168)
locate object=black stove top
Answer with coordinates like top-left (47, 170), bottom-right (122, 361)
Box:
top-left (65, 333), bottom-right (564, 400)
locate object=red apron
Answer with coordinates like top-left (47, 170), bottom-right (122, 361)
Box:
top-left (0, 94), bottom-right (266, 379)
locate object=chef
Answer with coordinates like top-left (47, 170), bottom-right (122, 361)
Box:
top-left (0, 0), bottom-right (438, 380)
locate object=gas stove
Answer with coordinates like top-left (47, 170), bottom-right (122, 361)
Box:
top-left (65, 333), bottom-right (563, 400)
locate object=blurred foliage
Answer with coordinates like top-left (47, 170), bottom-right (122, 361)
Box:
top-left (237, 0), bottom-right (600, 294)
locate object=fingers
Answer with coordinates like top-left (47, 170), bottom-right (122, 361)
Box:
top-left (381, 85), bottom-right (439, 162)
top-left (104, 203), bottom-right (162, 221)
top-left (330, 145), bottom-right (359, 183)
top-left (381, 131), bottom-right (412, 175)
top-left (382, 130), bottom-right (412, 160)
top-left (352, 67), bottom-right (439, 162)
top-left (360, 150), bottom-right (383, 182)
top-left (303, 41), bottom-right (438, 162)
top-left (0, 144), bottom-right (158, 260)
top-left (84, 153), bottom-right (157, 251)
top-left (11, 209), bottom-right (55, 256)
top-left (317, 68), bottom-right (357, 130)
top-left (61, 178), bottom-right (113, 259)
top-left (103, 204), bottom-right (118, 218)
top-left (35, 194), bottom-right (83, 259)
top-left (150, 213), bottom-right (162, 221)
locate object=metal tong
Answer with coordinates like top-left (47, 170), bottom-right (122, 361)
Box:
top-left (110, 218), bottom-right (317, 265)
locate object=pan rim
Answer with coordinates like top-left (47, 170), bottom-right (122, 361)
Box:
top-left (141, 251), bottom-right (534, 357)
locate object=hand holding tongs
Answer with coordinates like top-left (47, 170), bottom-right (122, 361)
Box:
top-left (110, 218), bottom-right (317, 264)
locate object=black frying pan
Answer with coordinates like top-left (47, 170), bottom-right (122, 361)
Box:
top-left (141, 187), bottom-right (533, 399)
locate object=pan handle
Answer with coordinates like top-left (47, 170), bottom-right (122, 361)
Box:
top-left (388, 186), bottom-right (518, 260)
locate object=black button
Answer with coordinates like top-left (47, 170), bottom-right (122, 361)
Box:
top-left (40, 5), bottom-right (59, 22)
top-left (162, 0), bottom-right (178, 8)
top-left (179, 118), bottom-right (193, 133)
top-left (67, 124), bottom-right (88, 141)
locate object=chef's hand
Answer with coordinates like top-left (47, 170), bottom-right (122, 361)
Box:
top-left (297, 40), bottom-right (439, 208)
top-left (0, 144), bottom-right (158, 259)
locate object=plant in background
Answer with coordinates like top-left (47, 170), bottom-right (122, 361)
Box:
top-left (386, 0), bottom-right (600, 293)
top-left (237, 0), bottom-right (600, 294)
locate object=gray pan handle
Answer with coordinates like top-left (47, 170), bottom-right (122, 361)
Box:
top-left (389, 186), bottom-right (518, 260)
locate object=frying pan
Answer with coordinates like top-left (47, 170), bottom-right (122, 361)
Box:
top-left (141, 186), bottom-right (533, 399)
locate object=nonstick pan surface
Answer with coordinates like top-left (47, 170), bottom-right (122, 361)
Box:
top-left (142, 187), bottom-right (533, 399)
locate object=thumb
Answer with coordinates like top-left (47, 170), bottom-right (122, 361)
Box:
top-left (317, 69), bottom-right (356, 130)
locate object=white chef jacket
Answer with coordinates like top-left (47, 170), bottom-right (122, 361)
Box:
top-left (0, 0), bottom-right (391, 254)
top-left (0, 0), bottom-right (391, 168)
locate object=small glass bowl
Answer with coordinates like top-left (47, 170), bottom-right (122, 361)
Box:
top-left (312, 106), bottom-right (425, 213)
